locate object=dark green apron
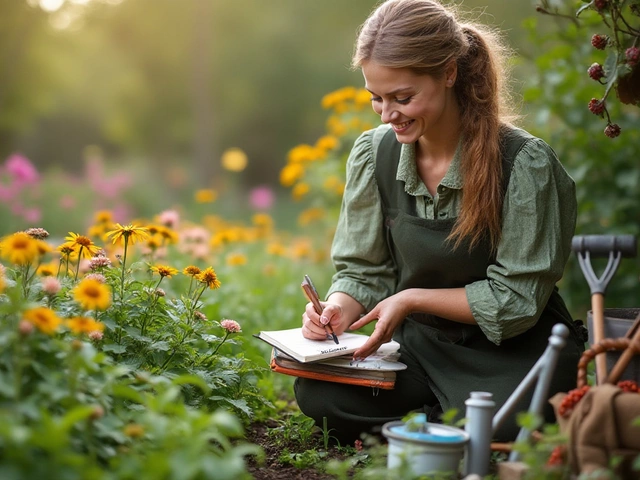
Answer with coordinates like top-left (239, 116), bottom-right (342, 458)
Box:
top-left (294, 127), bottom-right (584, 443)
top-left (375, 127), bottom-right (584, 439)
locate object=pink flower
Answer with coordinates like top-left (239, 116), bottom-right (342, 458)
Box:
top-left (60, 195), bottom-right (76, 210)
top-left (354, 439), bottom-right (363, 451)
top-left (41, 277), bottom-right (61, 295)
top-left (84, 273), bottom-right (106, 283)
top-left (220, 319), bottom-right (241, 333)
top-left (157, 209), bottom-right (180, 229)
top-left (88, 330), bottom-right (104, 341)
top-left (5, 154), bottom-right (39, 185)
top-left (22, 207), bottom-right (41, 224)
top-left (249, 186), bottom-right (275, 210)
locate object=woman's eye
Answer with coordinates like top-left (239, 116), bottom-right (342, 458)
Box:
top-left (370, 96), bottom-right (381, 103)
top-left (396, 97), bottom-right (412, 105)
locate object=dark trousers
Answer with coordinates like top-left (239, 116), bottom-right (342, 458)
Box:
top-left (294, 316), bottom-right (584, 445)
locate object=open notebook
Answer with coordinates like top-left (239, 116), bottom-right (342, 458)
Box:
top-left (255, 327), bottom-right (371, 363)
top-left (256, 327), bottom-right (406, 389)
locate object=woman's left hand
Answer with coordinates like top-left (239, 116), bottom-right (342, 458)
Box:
top-left (348, 291), bottom-right (411, 359)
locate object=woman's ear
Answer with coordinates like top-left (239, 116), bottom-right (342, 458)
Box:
top-left (445, 60), bottom-right (458, 87)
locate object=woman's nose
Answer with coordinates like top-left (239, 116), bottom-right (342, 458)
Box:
top-left (380, 103), bottom-right (398, 124)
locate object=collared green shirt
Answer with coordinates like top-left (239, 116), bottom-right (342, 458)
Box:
top-left (327, 124), bottom-right (577, 345)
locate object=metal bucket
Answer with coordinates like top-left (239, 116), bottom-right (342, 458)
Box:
top-left (382, 416), bottom-right (468, 478)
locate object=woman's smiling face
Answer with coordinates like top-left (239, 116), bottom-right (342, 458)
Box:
top-left (362, 61), bottom-right (457, 144)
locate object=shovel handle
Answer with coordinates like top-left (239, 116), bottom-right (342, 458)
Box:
top-left (591, 294), bottom-right (608, 385)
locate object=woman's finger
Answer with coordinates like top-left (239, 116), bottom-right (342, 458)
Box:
top-left (349, 310), bottom-right (376, 330)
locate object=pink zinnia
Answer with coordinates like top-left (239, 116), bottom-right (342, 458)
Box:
top-left (41, 276), bottom-right (61, 295)
top-left (220, 319), bottom-right (241, 333)
top-left (5, 154), bottom-right (39, 185)
top-left (157, 209), bottom-right (180, 229)
top-left (88, 330), bottom-right (104, 341)
top-left (249, 186), bottom-right (275, 210)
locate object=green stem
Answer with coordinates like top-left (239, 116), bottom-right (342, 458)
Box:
top-left (196, 332), bottom-right (229, 367)
top-left (140, 278), bottom-right (163, 336)
top-left (74, 246), bottom-right (84, 281)
top-left (120, 236), bottom-right (129, 299)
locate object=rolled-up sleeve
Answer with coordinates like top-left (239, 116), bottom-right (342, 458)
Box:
top-left (465, 138), bottom-right (577, 345)
top-left (327, 129), bottom-right (397, 311)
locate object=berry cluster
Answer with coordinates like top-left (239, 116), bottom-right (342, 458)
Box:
top-left (557, 385), bottom-right (590, 417)
top-left (546, 445), bottom-right (567, 467)
top-left (588, 63), bottom-right (605, 81)
top-left (591, 34), bottom-right (608, 50)
top-left (588, 98), bottom-right (605, 115)
top-left (617, 379), bottom-right (640, 393)
top-left (594, 0), bottom-right (609, 11)
top-left (604, 123), bottom-right (622, 138)
top-left (626, 46), bottom-right (640, 68)
top-left (558, 380), bottom-right (640, 418)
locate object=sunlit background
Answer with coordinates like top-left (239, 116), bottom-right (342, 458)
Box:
top-left (2, 0), bottom-right (537, 232)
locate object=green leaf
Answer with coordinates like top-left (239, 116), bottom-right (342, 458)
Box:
top-left (102, 343), bottom-right (127, 354)
top-left (172, 374), bottom-right (211, 395)
top-left (59, 405), bottom-right (96, 432)
top-left (111, 384), bottom-right (145, 403)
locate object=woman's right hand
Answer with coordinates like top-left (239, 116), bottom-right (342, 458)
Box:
top-left (301, 302), bottom-right (343, 340)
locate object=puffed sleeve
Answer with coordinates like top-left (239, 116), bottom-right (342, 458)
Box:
top-left (326, 128), bottom-right (397, 311)
top-left (465, 137), bottom-right (577, 345)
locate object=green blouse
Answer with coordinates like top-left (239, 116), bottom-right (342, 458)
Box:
top-left (326, 124), bottom-right (577, 345)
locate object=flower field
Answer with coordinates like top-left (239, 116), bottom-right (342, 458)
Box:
top-left (0, 88), bottom-right (386, 479)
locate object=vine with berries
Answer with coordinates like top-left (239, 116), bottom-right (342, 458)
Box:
top-left (537, 0), bottom-right (640, 137)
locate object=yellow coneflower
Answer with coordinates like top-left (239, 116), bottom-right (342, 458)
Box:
top-left (23, 307), bottom-right (62, 335)
top-left (145, 235), bottom-right (162, 251)
top-left (266, 242), bottom-right (287, 257)
top-left (73, 278), bottom-right (112, 311)
top-left (194, 189), bottom-right (218, 204)
top-left (196, 267), bottom-right (221, 290)
top-left (252, 213), bottom-right (273, 228)
top-left (63, 232), bottom-right (101, 259)
top-left (94, 210), bottom-right (113, 225)
top-left (279, 163), bottom-right (304, 187)
top-left (58, 244), bottom-right (76, 258)
top-left (36, 263), bottom-right (57, 277)
top-left (66, 316), bottom-right (105, 335)
top-left (150, 265), bottom-right (179, 278)
top-left (182, 265), bottom-right (201, 277)
top-left (0, 232), bottom-right (39, 265)
top-left (316, 135), bottom-right (339, 151)
top-left (159, 228), bottom-right (178, 244)
top-left (221, 148), bottom-right (248, 172)
top-left (226, 253), bottom-right (247, 266)
top-left (105, 224), bottom-right (149, 246)
top-left (292, 182), bottom-right (310, 201)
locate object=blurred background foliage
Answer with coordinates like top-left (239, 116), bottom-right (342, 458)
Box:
top-left (1, 0), bottom-right (639, 318)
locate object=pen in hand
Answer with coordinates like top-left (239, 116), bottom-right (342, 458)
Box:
top-left (301, 275), bottom-right (339, 345)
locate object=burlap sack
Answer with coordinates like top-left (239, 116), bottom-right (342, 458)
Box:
top-left (549, 384), bottom-right (640, 478)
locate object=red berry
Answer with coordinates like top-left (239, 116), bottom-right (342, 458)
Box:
top-left (617, 380), bottom-right (639, 392)
top-left (588, 98), bottom-right (605, 115)
top-left (604, 123), bottom-right (621, 138)
top-left (588, 63), bottom-right (605, 81)
top-left (626, 47), bottom-right (640, 67)
top-left (558, 385), bottom-right (590, 417)
top-left (547, 445), bottom-right (566, 467)
top-left (591, 34), bottom-right (608, 50)
top-left (594, 0), bottom-right (609, 10)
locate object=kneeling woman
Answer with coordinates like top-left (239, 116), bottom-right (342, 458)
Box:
top-left (295, 0), bottom-right (585, 444)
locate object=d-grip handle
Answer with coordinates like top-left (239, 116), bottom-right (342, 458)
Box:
top-left (571, 235), bottom-right (637, 258)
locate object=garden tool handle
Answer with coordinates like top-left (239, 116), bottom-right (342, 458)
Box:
top-left (571, 234), bottom-right (637, 295)
top-left (591, 294), bottom-right (608, 385)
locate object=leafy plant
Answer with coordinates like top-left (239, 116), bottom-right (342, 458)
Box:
top-left (536, 0), bottom-right (640, 137)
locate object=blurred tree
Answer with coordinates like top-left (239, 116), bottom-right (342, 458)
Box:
top-left (0, 0), bottom-right (535, 190)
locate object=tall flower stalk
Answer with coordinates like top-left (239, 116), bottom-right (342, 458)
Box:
top-left (105, 224), bottom-right (149, 298)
